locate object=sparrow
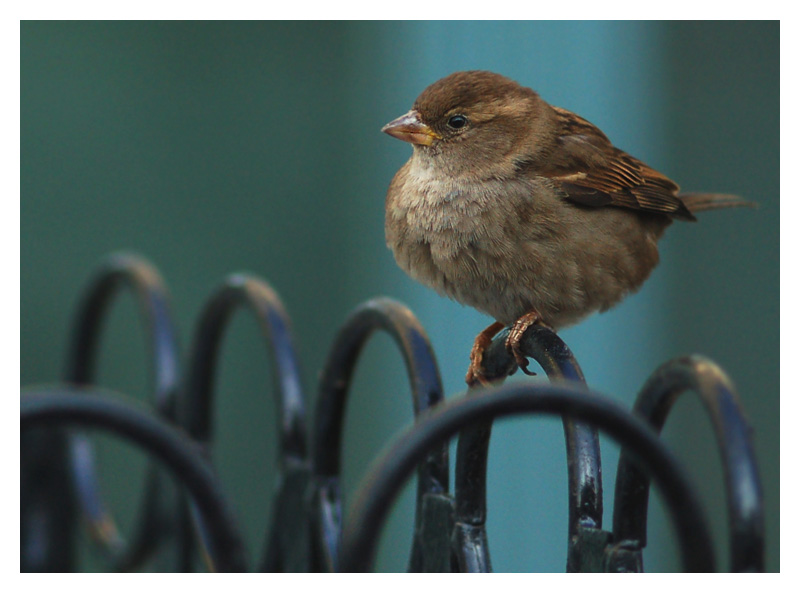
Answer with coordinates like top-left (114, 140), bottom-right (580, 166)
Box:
top-left (382, 70), bottom-right (751, 386)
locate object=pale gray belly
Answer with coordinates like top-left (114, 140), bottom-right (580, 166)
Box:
top-left (389, 201), bottom-right (667, 328)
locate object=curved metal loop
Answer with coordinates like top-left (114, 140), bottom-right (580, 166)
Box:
top-left (62, 252), bottom-right (181, 569)
top-left (21, 387), bottom-right (248, 572)
top-left (179, 273), bottom-right (308, 571)
top-left (181, 273), bottom-right (306, 458)
top-left (454, 324), bottom-right (602, 571)
top-left (21, 422), bottom-right (77, 571)
top-left (612, 355), bottom-right (764, 572)
top-left (312, 297), bottom-right (446, 572)
top-left (340, 383), bottom-right (715, 573)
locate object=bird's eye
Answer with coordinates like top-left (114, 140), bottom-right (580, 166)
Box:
top-left (447, 114), bottom-right (468, 129)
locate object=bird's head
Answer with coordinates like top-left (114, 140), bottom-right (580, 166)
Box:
top-left (382, 70), bottom-right (555, 178)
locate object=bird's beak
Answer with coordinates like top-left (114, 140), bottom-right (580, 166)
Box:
top-left (381, 110), bottom-right (441, 146)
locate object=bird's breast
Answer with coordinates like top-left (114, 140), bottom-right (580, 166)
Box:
top-left (386, 159), bottom-right (668, 327)
top-left (386, 165), bottom-right (540, 306)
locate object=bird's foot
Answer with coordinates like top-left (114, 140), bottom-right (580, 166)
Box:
top-left (505, 311), bottom-right (548, 375)
top-left (465, 321), bottom-right (505, 387)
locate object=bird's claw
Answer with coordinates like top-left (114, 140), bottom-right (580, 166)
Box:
top-left (465, 359), bottom-right (492, 387)
top-left (465, 321), bottom-right (504, 387)
top-left (508, 341), bottom-right (536, 376)
top-left (504, 311), bottom-right (545, 376)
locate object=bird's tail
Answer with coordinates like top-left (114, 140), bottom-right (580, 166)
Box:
top-left (679, 193), bottom-right (757, 215)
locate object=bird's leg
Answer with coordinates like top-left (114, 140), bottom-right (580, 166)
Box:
top-left (505, 310), bottom-right (548, 375)
top-left (466, 321), bottom-right (505, 386)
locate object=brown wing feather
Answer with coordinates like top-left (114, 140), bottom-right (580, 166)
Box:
top-left (541, 107), bottom-right (696, 221)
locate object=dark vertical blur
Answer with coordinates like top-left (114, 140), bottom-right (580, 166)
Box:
top-left (657, 21), bottom-right (779, 572)
top-left (21, 21), bottom-right (778, 571)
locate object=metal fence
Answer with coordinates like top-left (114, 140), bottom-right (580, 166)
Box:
top-left (20, 253), bottom-right (765, 572)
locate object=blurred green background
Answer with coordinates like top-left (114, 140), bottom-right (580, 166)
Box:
top-left (21, 21), bottom-right (779, 572)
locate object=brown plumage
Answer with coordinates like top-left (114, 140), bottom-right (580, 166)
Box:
top-left (382, 70), bottom-right (752, 385)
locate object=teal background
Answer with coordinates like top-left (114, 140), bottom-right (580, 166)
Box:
top-left (21, 21), bottom-right (779, 572)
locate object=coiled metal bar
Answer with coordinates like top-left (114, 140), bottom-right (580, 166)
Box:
top-left (21, 388), bottom-right (247, 572)
top-left (340, 383), bottom-right (715, 573)
top-left (181, 273), bottom-right (305, 456)
top-left (20, 252), bottom-right (765, 573)
top-left (179, 273), bottom-right (307, 571)
top-left (454, 324), bottom-right (602, 571)
top-left (62, 252), bottom-right (181, 570)
top-left (312, 298), bottom-right (445, 572)
top-left (612, 355), bottom-right (764, 571)
top-left (21, 422), bottom-right (76, 571)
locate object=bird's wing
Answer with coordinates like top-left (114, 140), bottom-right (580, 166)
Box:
top-left (537, 106), bottom-right (695, 221)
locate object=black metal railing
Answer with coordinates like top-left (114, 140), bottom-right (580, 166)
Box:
top-left (20, 253), bottom-right (766, 572)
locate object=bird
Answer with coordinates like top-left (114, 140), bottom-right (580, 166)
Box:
top-left (381, 70), bottom-right (752, 386)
